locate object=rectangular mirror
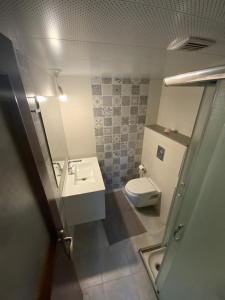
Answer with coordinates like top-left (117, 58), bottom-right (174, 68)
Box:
top-left (39, 96), bottom-right (68, 187)
top-left (30, 96), bottom-right (68, 187)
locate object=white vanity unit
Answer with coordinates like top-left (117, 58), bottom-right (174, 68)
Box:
top-left (62, 157), bottom-right (105, 226)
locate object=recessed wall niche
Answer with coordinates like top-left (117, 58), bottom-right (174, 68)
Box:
top-left (91, 76), bottom-right (150, 191)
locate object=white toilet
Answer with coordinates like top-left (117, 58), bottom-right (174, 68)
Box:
top-left (125, 177), bottom-right (161, 208)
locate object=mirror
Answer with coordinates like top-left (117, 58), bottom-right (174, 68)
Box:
top-left (37, 96), bottom-right (68, 187)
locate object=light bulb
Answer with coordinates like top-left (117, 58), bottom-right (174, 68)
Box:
top-left (36, 95), bottom-right (47, 103)
top-left (59, 94), bottom-right (68, 102)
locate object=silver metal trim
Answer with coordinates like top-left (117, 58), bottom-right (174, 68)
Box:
top-left (173, 224), bottom-right (184, 241)
top-left (139, 244), bottom-right (163, 298)
top-left (58, 229), bottom-right (74, 259)
top-left (164, 65), bottom-right (225, 86)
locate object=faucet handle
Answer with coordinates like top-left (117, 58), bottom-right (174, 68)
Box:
top-left (68, 161), bottom-right (74, 175)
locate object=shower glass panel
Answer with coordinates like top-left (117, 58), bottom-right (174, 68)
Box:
top-left (156, 79), bottom-right (225, 299)
top-left (162, 84), bottom-right (216, 246)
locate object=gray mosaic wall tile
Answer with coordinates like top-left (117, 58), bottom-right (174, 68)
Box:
top-left (104, 135), bottom-right (112, 143)
top-left (132, 85), bottom-right (140, 95)
top-left (104, 127), bottom-right (112, 135)
top-left (91, 76), bottom-right (101, 85)
top-left (93, 96), bottom-right (103, 107)
top-left (93, 107), bottom-right (103, 117)
top-left (92, 85), bottom-right (102, 95)
top-left (113, 126), bottom-right (120, 134)
top-left (104, 117), bottom-right (112, 126)
top-left (122, 96), bottom-right (130, 106)
top-left (122, 78), bottom-right (131, 84)
top-left (103, 96), bottom-right (112, 106)
top-left (113, 77), bottom-right (122, 84)
top-left (95, 128), bottom-right (103, 136)
top-left (102, 77), bottom-right (112, 84)
top-left (91, 76), bottom-right (149, 191)
top-left (113, 107), bottom-right (121, 116)
top-left (113, 85), bottom-right (121, 95)
top-left (112, 96), bottom-right (122, 106)
top-left (140, 96), bottom-right (148, 105)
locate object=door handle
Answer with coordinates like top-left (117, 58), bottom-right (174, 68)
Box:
top-left (173, 224), bottom-right (184, 241)
top-left (63, 236), bottom-right (74, 259)
top-left (58, 229), bottom-right (74, 259)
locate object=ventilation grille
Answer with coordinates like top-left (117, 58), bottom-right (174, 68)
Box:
top-left (167, 37), bottom-right (215, 51)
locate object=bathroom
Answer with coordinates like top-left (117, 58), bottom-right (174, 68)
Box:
top-left (1, 1), bottom-right (225, 300)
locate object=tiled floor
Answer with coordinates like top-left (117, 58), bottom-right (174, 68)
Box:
top-left (72, 191), bottom-right (165, 300)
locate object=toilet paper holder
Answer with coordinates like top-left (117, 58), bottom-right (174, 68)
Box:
top-left (139, 164), bottom-right (146, 176)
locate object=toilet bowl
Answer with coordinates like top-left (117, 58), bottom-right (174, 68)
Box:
top-left (125, 177), bottom-right (161, 208)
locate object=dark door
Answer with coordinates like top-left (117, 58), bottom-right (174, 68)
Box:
top-left (0, 73), bottom-right (83, 300)
top-left (0, 32), bottom-right (83, 299)
top-left (0, 75), bottom-right (55, 299)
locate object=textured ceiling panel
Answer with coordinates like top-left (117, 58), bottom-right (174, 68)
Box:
top-left (1, 0), bottom-right (225, 77)
top-left (2, 0), bottom-right (225, 45)
top-left (130, 0), bottom-right (225, 22)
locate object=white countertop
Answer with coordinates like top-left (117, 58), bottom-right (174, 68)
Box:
top-left (62, 157), bottom-right (105, 197)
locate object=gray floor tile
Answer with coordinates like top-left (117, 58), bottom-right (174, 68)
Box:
top-left (133, 270), bottom-right (157, 300)
top-left (101, 242), bottom-right (131, 283)
top-left (103, 275), bottom-right (139, 300)
top-left (130, 233), bottom-right (156, 251)
top-left (74, 249), bottom-right (104, 289)
top-left (125, 242), bottom-right (146, 274)
top-left (83, 284), bottom-right (106, 300)
top-left (74, 221), bottom-right (109, 256)
top-left (73, 193), bottom-right (164, 300)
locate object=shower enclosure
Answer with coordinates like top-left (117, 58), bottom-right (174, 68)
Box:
top-left (145, 66), bottom-right (225, 300)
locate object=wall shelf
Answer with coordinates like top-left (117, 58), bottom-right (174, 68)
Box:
top-left (146, 124), bottom-right (190, 147)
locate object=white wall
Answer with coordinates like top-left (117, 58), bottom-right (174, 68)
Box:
top-left (141, 127), bottom-right (186, 224)
top-left (59, 76), bottom-right (96, 159)
top-left (146, 79), bottom-right (163, 125)
top-left (157, 85), bottom-right (203, 136)
top-left (16, 49), bottom-right (57, 97)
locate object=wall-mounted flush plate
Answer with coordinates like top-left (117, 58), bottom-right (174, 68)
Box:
top-left (157, 145), bottom-right (165, 161)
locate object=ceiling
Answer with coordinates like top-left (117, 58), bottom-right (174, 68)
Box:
top-left (1, 0), bottom-right (225, 77)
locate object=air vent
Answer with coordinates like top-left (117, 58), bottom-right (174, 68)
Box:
top-left (167, 37), bottom-right (215, 51)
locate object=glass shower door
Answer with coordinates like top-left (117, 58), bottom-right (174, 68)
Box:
top-left (162, 84), bottom-right (216, 246)
top-left (156, 79), bottom-right (225, 299)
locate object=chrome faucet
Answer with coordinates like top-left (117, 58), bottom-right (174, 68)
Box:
top-left (68, 161), bottom-right (74, 175)
top-left (53, 162), bottom-right (63, 176)
top-left (68, 160), bottom-right (82, 175)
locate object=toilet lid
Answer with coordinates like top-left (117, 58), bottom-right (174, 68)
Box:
top-left (126, 177), bottom-right (156, 195)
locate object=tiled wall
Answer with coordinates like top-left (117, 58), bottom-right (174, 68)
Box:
top-left (91, 76), bottom-right (150, 191)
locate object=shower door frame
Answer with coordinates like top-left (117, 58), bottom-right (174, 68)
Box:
top-left (161, 65), bottom-right (225, 247)
top-left (155, 66), bottom-right (225, 296)
top-left (162, 82), bottom-right (216, 246)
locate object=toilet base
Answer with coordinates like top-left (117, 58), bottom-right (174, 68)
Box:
top-left (125, 190), bottom-right (160, 208)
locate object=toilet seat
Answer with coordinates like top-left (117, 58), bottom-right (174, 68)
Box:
top-left (125, 177), bottom-right (157, 195)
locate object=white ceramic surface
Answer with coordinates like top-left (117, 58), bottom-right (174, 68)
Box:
top-left (62, 157), bottom-right (105, 225)
top-left (63, 157), bottom-right (105, 196)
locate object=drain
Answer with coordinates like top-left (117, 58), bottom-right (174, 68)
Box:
top-left (155, 263), bottom-right (161, 271)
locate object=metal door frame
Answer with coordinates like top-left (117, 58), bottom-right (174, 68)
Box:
top-left (155, 65), bottom-right (225, 294)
